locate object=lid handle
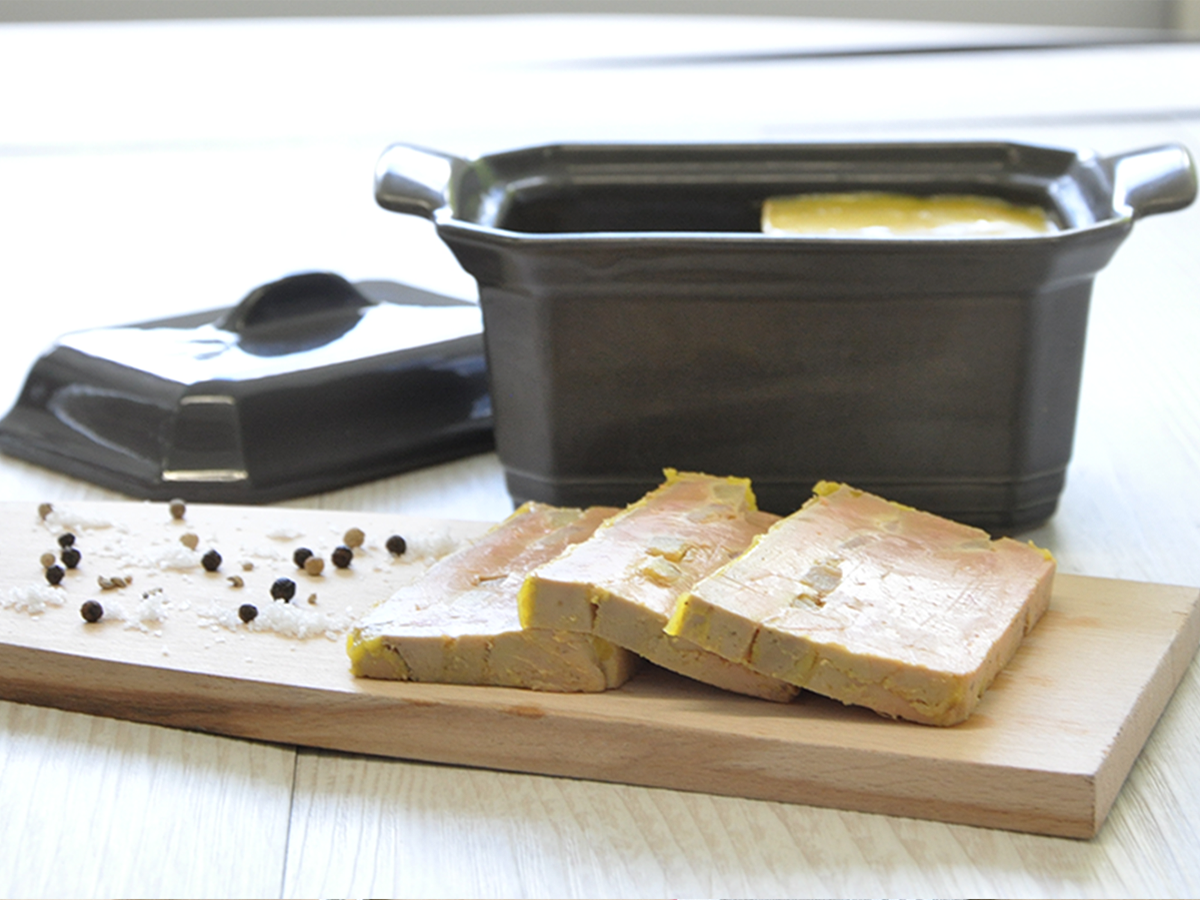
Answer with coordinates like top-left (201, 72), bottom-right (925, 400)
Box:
top-left (219, 272), bottom-right (367, 333)
top-left (1101, 143), bottom-right (1197, 220)
top-left (375, 144), bottom-right (461, 219)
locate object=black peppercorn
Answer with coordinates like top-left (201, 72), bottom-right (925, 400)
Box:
top-left (238, 603), bottom-right (258, 623)
top-left (80, 599), bottom-right (103, 623)
top-left (293, 547), bottom-right (313, 568)
top-left (201, 549), bottom-right (222, 572)
top-left (331, 545), bottom-right (353, 569)
top-left (45, 564), bottom-right (65, 586)
top-left (61, 547), bottom-right (82, 569)
top-left (58, 533), bottom-right (76, 549)
top-left (385, 534), bottom-right (407, 556)
top-left (270, 577), bottom-right (296, 602)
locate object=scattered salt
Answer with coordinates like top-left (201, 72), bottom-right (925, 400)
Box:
top-left (135, 590), bottom-right (169, 625)
top-left (2, 584), bottom-right (67, 615)
top-left (197, 597), bottom-right (354, 640)
top-left (43, 506), bottom-right (118, 533)
top-left (102, 599), bottom-right (129, 622)
top-left (153, 545), bottom-right (202, 571)
top-left (406, 529), bottom-right (465, 561)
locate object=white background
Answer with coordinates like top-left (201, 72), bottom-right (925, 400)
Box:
top-left (2, 0), bottom-right (1199, 31)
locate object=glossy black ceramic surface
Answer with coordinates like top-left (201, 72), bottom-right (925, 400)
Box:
top-left (376, 141), bottom-right (1196, 530)
top-left (0, 273), bottom-right (493, 502)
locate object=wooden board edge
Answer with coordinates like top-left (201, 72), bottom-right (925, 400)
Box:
top-left (1091, 583), bottom-right (1200, 834)
top-left (0, 640), bottom-right (1100, 838)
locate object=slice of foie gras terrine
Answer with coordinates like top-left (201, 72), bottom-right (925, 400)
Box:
top-left (665, 482), bottom-right (1055, 725)
top-left (348, 502), bottom-right (638, 691)
top-left (518, 470), bottom-right (799, 702)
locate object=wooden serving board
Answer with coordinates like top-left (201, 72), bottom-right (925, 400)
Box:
top-left (1, 501), bottom-right (1197, 839)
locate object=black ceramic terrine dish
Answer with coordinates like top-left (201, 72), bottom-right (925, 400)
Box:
top-left (0, 273), bottom-right (493, 503)
top-left (375, 140), bottom-right (1196, 530)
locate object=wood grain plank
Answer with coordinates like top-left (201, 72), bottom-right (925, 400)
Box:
top-left (1, 500), bottom-right (1198, 839)
top-left (0, 698), bottom-right (294, 899)
top-left (281, 748), bottom-right (1173, 899)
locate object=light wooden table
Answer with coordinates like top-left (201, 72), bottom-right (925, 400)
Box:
top-left (1, 13), bottom-right (1199, 898)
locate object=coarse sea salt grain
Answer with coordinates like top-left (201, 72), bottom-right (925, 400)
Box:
top-left (2, 584), bottom-right (67, 615)
top-left (101, 599), bottom-right (129, 622)
top-left (43, 507), bottom-right (119, 533)
top-left (198, 599), bottom-right (354, 640)
top-left (154, 545), bottom-right (202, 571)
top-left (246, 547), bottom-right (287, 564)
top-left (135, 590), bottom-right (169, 624)
top-left (406, 529), bottom-right (465, 561)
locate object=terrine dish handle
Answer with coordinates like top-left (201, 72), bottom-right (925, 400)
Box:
top-left (1100, 143), bottom-right (1197, 220)
top-left (374, 144), bottom-right (463, 219)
